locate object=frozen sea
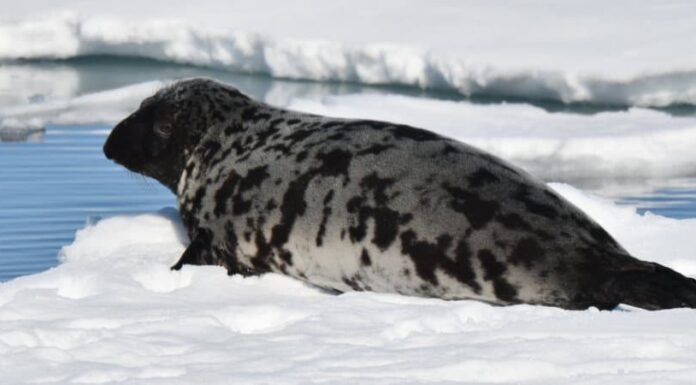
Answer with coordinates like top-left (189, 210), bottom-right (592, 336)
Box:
top-left (3, 1), bottom-right (696, 384)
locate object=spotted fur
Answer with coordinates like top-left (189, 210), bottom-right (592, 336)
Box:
top-left (104, 78), bottom-right (696, 310)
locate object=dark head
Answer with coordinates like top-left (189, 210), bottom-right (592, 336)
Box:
top-left (103, 78), bottom-right (248, 192)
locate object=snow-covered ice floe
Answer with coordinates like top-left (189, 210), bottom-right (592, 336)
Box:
top-left (3, 0), bottom-right (696, 108)
top-left (1, 186), bottom-right (696, 384)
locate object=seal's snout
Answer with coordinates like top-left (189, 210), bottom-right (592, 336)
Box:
top-left (103, 137), bottom-right (115, 160)
top-left (103, 121), bottom-right (124, 161)
top-left (103, 116), bottom-right (142, 169)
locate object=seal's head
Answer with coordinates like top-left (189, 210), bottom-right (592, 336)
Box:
top-left (103, 78), bottom-right (247, 192)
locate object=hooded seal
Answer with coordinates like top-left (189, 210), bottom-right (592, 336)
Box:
top-left (104, 78), bottom-right (696, 310)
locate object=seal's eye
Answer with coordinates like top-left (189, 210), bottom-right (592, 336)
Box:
top-left (154, 122), bottom-right (173, 138)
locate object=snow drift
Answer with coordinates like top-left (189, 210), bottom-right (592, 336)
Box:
top-left (1, 186), bottom-right (696, 384)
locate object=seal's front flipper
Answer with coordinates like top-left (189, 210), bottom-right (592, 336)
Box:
top-left (171, 236), bottom-right (213, 270)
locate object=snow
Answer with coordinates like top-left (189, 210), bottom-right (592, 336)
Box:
top-left (1, 186), bottom-right (696, 384)
top-left (2, 1), bottom-right (696, 107)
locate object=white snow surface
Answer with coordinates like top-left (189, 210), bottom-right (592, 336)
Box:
top-left (1, 186), bottom-right (696, 384)
top-left (3, 0), bottom-right (696, 107)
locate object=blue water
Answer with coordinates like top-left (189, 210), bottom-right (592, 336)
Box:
top-left (625, 188), bottom-right (696, 219)
top-left (0, 125), bottom-right (173, 281)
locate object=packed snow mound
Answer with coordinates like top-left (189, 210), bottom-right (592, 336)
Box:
top-left (3, 1), bottom-right (696, 107)
top-left (2, 186), bottom-right (696, 384)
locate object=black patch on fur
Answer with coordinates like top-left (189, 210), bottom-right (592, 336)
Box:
top-left (400, 230), bottom-right (453, 285)
top-left (390, 124), bottom-right (440, 142)
top-left (472, 152), bottom-right (522, 177)
top-left (512, 185), bottom-right (559, 220)
top-left (214, 166), bottom-right (270, 216)
top-left (589, 226), bottom-right (616, 246)
top-left (543, 190), bottom-right (563, 204)
top-left (316, 149), bottom-right (353, 179)
top-left (252, 112), bottom-right (271, 122)
top-left (356, 144), bottom-right (395, 156)
top-left (440, 239), bottom-right (482, 293)
top-left (320, 121), bottom-right (343, 129)
top-left (360, 248), bottom-right (372, 267)
top-left (279, 249), bottom-right (293, 265)
top-left (497, 213), bottom-right (532, 230)
top-left (214, 171), bottom-right (240, 216)
top-left (270, 173), bottom-right (314, 251)
top-left (342, 276), bottom-right (364, 291)
top-left (238, 166), bottom-right (270, 192)
top-left (230, 139), bottom-right (246, 156)
top-left (477, 249), bottom-right (517, 302)
top-left (266, 199), bottom-right (277, 211)
top-left (346, 196), bottom-right (368, 243)
top-left (250, 127), bottom-right (279, 151)
top-left (468, 168), bottom-right (500, 188)
top-left (442, 183), bottom-right (500, 229)
top-left (441, 144), bottom-right (459, 155)
top-left (190, 186), bottom-right (207, 216)
top-left (316, 190), bottom-right (335, 247)
top-left (253, 227), bottom-right (272, 270)
top-left (266, 143), bottom-right (292, 156)
top-left (200, 140), bottom-right (221, 164)
top-left (346, 173), bottom-right (404, 251)
top-left (295, 150), bottom-right (309, 162)
top-left (224, 121), bottom-right (244, 136)
top-left (286, 129), bottom-right (315, 145)
top-left (508, 238), bottom-right (546, 269)
top-left (241, 107), bottom-right (257, 121)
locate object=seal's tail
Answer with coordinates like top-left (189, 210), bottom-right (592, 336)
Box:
top-left (600, 262), bottom-right (696, 310)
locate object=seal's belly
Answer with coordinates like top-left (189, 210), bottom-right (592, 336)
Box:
top-left (278, 235), bottom-right (499, 302)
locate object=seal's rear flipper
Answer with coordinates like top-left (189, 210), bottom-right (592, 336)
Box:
top-left (601, 262), bottom-right (696, 310)
top-left (171, 236), bottom-right (213, 270)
